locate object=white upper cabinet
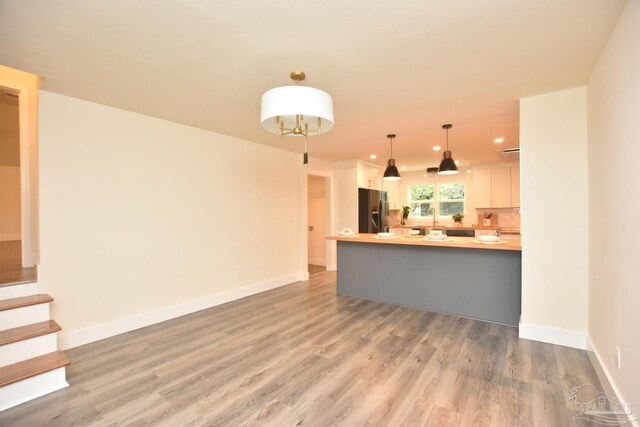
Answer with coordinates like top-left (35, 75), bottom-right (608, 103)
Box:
top-left (356, 163), bottom-right (381, 190)
top-left (491, 167), bottom-right (512, 207)
top-left (472, 164), bottom-right (520, 208)
top-left (473, 168), bottom-right (492, 208)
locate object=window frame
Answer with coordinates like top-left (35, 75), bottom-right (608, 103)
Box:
top-left (407, 181), bottom-right (466, 220)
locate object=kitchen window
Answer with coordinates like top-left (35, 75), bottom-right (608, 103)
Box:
top-left (408, 183), bottom-right (465, 217)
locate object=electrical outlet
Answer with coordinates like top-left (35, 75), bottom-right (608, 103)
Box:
top-left (235, 271), bottom-right (240, 281)
top-left (615, 346), bottom-right (621, 370)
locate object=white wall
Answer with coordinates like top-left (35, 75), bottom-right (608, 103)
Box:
top-left (307, 175), bottom-right (327, 266)
top-left (333, 161), bottom-right (359, 232)
top-left (519, 87), bottom-right (589, 348)
top-left (0, 166), bottom-right (21, 240)
top-left (587, 0), bottom-right (640, 416)
top-left (38, 91), bottom-right (303, 348)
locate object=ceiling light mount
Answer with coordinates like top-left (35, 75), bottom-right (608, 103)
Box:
top-left (290, 70), bottom-right (306, 83)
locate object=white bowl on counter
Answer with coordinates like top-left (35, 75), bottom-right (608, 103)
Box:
top-left (377, 232), bottom-right (395, 238)
top-left (427, 233), bottom-right (447, 240)
top-left (408, 230), bottom-right (421, 235)
top-left (478, 235), bottom-right (501, 242)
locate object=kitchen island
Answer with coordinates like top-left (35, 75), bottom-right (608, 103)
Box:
top-left (327, 234), bottom-right (522, 325)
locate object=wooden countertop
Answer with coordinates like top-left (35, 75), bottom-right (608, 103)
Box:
top-left (328, 233), bottom-right (522, 251)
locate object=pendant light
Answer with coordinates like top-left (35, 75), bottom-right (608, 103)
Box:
top-left (383, 134), bottom-right (401, 180)
top-left (261, 71), bottom-right (334, 164)
top-left (437, 124), bottom-right (459, 175)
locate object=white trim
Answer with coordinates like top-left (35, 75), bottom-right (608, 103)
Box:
top-left (0, 234), bottom-right (21, 242)
top-left (308, 258), bottom-right (327, 267)
top-left (298, 271), bottom-right (310, 281)
top-left (587, 336), bottom-right (640, 426)
top-left (59, 273), bottom-right (301, 350)
top-left (0, 282), bottom-right (38, 299)
top-left (518, 321), bottom-right (587, 349)
top-left (0, 367), bottom-right (68, 412)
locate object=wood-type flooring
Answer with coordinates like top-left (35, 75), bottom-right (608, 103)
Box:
top-left (0, 269), bottom-right (613, 426)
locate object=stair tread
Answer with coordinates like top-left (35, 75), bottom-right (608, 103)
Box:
top-left (0, 351), bottom-right (69, 387)
top-left (0, 294), bottom-right (53, 311)
top-left (0, 320), bottom-right (62, 346)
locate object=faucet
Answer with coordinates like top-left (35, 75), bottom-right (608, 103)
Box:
top-left (430, 206), bottom-right (436, 227)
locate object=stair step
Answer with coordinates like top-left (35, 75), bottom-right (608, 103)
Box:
top-left (0, 294), bottom-right (53, 311)
top-left (0, 282), bottom-right (38, 300)
top-left (0, 321), bottom-right (62, 346)
top-left (0, 351), bottom-right (69, 388)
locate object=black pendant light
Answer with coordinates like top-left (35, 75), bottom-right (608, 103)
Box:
top-left (437, 124), bottom-right (459, 175)
top-left (383, 134), bottom-right (401, 180)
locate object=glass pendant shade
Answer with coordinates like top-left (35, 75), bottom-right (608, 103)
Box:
top-left (261, 85), bottom-right (334, 136)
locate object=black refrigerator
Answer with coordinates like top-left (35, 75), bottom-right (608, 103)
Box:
top-left (358, 188), bottom-right (389, 234)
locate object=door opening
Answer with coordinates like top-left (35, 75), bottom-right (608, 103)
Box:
top-left (307, 175), bottom-right (328, 275)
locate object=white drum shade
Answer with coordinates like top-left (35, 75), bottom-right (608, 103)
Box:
top-left (261, 85), bottom-right (334, 136)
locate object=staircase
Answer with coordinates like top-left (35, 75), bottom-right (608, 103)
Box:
top-left (0, 282), bottom-right (69, 412)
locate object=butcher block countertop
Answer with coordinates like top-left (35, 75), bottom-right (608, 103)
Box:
top-left (328, 233), bottom-right (522, 251)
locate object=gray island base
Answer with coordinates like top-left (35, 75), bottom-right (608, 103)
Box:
top-left (337, 241), bottom-right (522, 326)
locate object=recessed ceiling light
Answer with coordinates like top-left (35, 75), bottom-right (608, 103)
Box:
top-left (494, 137), bottom-right (504, 143)
top-left (432, 145), bottom-right (441, 151)
top-left (401, 166), bottom-right (407, 170)
top-left (369, 154), bottom-right (377, 159)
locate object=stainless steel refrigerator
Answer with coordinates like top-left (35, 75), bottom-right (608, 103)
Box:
top-left (358, 188), bottom-right (389, 233)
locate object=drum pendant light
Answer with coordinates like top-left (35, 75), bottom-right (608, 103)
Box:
top-left (261, 71), bottom-right (334, 165)
top-left (383, 134), bottom-right (401, 180)
top-left (437, 124), bottom-right (459, 175)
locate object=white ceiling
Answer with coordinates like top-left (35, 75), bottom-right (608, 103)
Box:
top-left (0, 0), bottom-right (626, 170)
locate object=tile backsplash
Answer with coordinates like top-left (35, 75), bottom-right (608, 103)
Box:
top-left (477, 208), bottom-right (520, 227)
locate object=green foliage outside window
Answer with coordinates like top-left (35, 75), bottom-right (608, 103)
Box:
top-left (408, 183), bottom-right (465, 217)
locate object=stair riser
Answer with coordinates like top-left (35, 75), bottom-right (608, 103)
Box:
top-left (0, 283), bottom-right (38, 300)
top-left (0, 334), bottom-right (58, 367)
top-left (0, 304), bottom-right (50, 330)
top-left (0, 367), bottom-right (68, 412)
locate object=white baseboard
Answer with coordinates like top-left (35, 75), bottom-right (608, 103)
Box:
top-left (518, 321), bottom-right (587, 349)
top-left (308, 258), bottom-right (326, 267)
top-left (59, 273), bottom-right (302, 350)
top-left (298, 271), bottom-right (310, 281)
top-left (587, 336), bottom-right (640, 426)
top-left (0, 234), bottom-right (21, 242)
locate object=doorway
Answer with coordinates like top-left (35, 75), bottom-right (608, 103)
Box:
top-left (0, 86), bottom-right (35, 285)
top-left (0, 65), bottom-right (40, 285)
top-left (307, 175), bottom-right (328, 275)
